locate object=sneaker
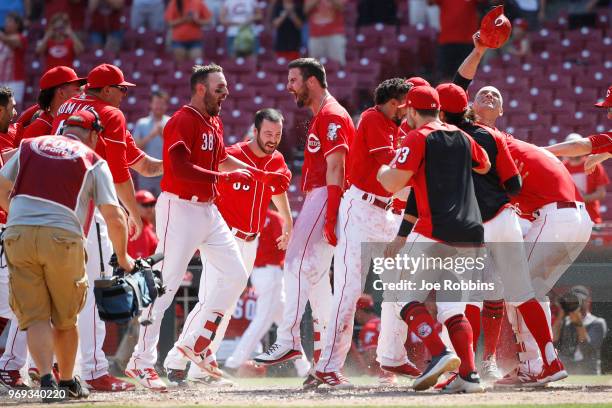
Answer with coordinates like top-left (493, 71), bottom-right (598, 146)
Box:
top-left (480, 356), bottom-right (502, 382)
top-left (381, 362), bottom-right (422, 379)
top-left (167, 368), bottom-right (189, 387)
top-left (254, 343), bottom-right (303, 366)
top-left (314, 371), bottom-right (353, 389)
top-left (441, 372), bottom-right (484, 394)
top-left (190, 375), bottom-right (236, 387)
top-left (434, 372), bottom-right (457, 390)
top-left (125, 367), bottom-right (167, 392)
top-left (537, 359), bottom-right (568, 385)
top-left (378, 370), bottom-right (397, 385)
top-left (412, 349), bottom-right (461, 391)
top-left (85, 374), bottom-right (135, 391)
top-left (0, 369), bottom-right (30, 389)
top-left (494, 368), bottom-right (542, 388)
top-left (59, 376), bottom-right (90, 399)
top-left (40, 373), bottom-right (63, 404)
top-left (303, 372), bottom-right (322, 390)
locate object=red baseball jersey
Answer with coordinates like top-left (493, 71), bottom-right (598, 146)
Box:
top-left (589, 132), bottom-right (612, 154)
top-left (0, 125), bottom-right (16, 224)
top-left (17, 110), bottom-right (53, 144)
top-left (504, 133), bottom-right (582, 216)
top-left (127, 219), bottom-right (158, 258)
top-left (564, 161), bottom-right (609, 224)
top-left (126, 131), bottom-right (145, 166)
top-left (52, 93), bottom-right (131, 183)
top-left (254, 209), bottom-right (286, 268)
top-left (13, 104), bottom-right (41, 145)
top-left (392, 121), bottom-right (489, 243)
top-left (349, 107), bottom-right (398, 197)
top-left (217, 142), bottom-right (290, 233)
top-left (397, 119), bottom-right (412, 147)
top-left (358, 317), bottom-right (380, 352)
top-left (160, 105), bottom-right (228, 201)
top-left (301, 97), bottom-right (355, 192)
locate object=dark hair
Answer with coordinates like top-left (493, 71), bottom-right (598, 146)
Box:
top-left (374, 78), bottom-right (411, 105)
top-left (190, 64), bottom-right (224, 93)
top-left (152, 90), bottom-right (169, 101)
top-left (0, 87), bottom-right (13, 107)
top-left (37, 87), bottom-right (56, 111)
top-left (442, 111), bottom-right (467, 127)
top-left (254, 108), bottom-right (284, 132)
top-left (415, 108), bottom-right (439, 117)
top-left (288, 58), bottom-right (327, 89)
top-left (6, 12), bottom-right (24, 33)
top-left (177, 0), bottom-right (184, 14)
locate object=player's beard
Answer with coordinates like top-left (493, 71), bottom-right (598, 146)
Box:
top-left (256, 134), bottom-right (277, 155)
top-left (295, 86), bottom-right (309, 108)
top-left (204, 91), bottom-right (221, 117)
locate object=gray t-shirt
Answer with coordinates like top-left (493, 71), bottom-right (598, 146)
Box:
top-left (0, 149), bottom-right (120, 236)
top-left (132, 114), bottom-right (169, 160)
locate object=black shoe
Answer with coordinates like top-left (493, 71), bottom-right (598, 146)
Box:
top-left (41, 374), bottom-right (63, 404)
top-left (302, 373), bottom-right (322, 390)
top-left (59, 376), bottom-right (89, 399)
top-left (167, 368), bottom-right (189, 387)
top-left (413, 349), bottom-right (461, 391)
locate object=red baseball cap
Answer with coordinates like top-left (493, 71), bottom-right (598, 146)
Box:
top-left (399, 85), bottom-right (441, 110)
top-left (136, 190), bottom-right (156, 204)
top-left (595, 85), bottom-right (612, 108)
top-left (356, 294), bottom-right (374, 311)
top-left (64, 110), bottom-right (101, 131)
top-left (406, 76), bottom-right (431, 88)
top-left (87, 64), bottom-right (136, 88)
top-left (40, 66), bottom-right (86, 90)
top-left (479, 6), bottom-right (512, 49)
top-left (436, 83), bottom-right (469, 114)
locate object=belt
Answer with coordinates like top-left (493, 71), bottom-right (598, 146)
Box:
top-left (533, 201), bottom-right (579, 217)
top-left (361, 193), bottom-right (402, 215)
top-left (177, 194), bottom-right (213, 203)
top-left (233, 229), bottom-right (258, 242)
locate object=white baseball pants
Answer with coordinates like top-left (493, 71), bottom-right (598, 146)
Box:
top-left (275, 186), bottom-right (333, 357)
top-left (316, 186), bottom-right (401, 373)
top-left (129, 192), bottom-right (249, 370)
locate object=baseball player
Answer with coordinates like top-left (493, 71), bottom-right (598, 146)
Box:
top-left (125, 65), bottom-right (288, 391)
top-left (223, 207), bottom-right (311, 375)
top-left (377, 85), bottom-right (491, 393)
top-left (545, 85), bottom-right (611, 167)
top-left (254, 59), bottom-right (356, 386)
top-left (312, 78), bottom-right (421, 388)
top-left (163, 108), bottom-right (293, 386)
top-left (49, 63), bottom-right (142, 392)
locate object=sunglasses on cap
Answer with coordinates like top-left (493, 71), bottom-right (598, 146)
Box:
top-left (111, 85), bottom-right (129, 94)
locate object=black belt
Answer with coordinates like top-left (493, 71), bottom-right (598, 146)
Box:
top-left (361, 193), bottom-right (402, 215)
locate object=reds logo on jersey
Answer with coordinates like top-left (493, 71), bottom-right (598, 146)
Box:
top-left (307, 134), bottom-right (321, 153)
top-left (417, 322), bottom-right (432, 338)
top-left (31, 137), bottom-right (86, 160)
top-left (327, 123), bottom-right (341, 141)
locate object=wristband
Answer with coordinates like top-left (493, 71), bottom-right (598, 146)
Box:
top-left (397, 218), bottom-right (414, 238)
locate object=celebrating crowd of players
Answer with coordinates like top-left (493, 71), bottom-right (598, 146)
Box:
top-left (0, 19), bottom-right (610, 401)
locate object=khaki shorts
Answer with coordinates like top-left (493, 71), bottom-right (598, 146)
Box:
top-left (4, 225), bottom-right (88, 330)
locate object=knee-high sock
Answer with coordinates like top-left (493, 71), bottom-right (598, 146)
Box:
top-left (401, 302), bottom-right (445, 356)
top-left (445, 314), bottom-right (475, 377)
top-left (482, 300), bottom-right (504, 359)
top-left (464, 304), bottom-right (481, 353)
top-left (517, 299), bottom-right (556, 366)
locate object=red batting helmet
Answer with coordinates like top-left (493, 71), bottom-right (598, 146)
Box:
top-left (479, 6), bottom-right (512, 49)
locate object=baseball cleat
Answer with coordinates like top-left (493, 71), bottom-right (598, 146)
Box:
top-left (190, 374), bottom-right (235, 387)
top-left (381, 362), bottom-right (422, 378)
top-left (537, 359), bottom-right (568, 385)
top-left (302, 372), bottom-right (322, 390)
top-left (0, 369), bottom-right (30, 389)
top-left (166, 368), bottom-right (189, 387)
top-left (412, 349), bottom-right (460, 391)
top-left (378, 370), bottom-right (398, 385)
top-left (59, 376), bottom-right (90, 400)
top-left (125, 367), bottom-right (167, 392)
top-left (494, 368), bottom-right (542, 388)
top-left (85, 374), bottom-right (135, 391)
top-left (480, 355), bottom-right (503, 382)
top-left (314, 371), bottom-right (354, 389)
top-left (434, 372), bottom-right (457, 390)
top-left (254, 343), bottom-right (303, 365)
top-left (440, 371), bottom-right (484, 394)
top-left (175, 345), bottom-right (222, 379)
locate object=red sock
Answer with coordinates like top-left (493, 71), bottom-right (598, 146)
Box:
top-left (0, 317), bottom-right (7, 334)
top-left (401, 302), bottom-right (446, 356)
top-left (464, 304), bottom-right (481, 352)
top-left (482, 300), bottom-right (504, 359)
top-left (517, 299), bottom-right (555, 365)
top-left (445, 314), bottom-right (476, 377)
top-left (194, 313), bottom-right (223, 354)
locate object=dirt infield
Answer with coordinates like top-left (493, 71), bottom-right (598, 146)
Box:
top-left (2, 376), bottom-right (612, 407)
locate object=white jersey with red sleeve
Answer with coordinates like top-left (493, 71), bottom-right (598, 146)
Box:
top-left (52, 93), bottom-right (131, 183)
top-left (160, 105), bottom-right (228, 202)
top-left (216, 142), bottom-right (291, 234)
top-left (348, 107), bottom-right (398, 197)
top-left (301, 97), bottom-right (355, 192)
